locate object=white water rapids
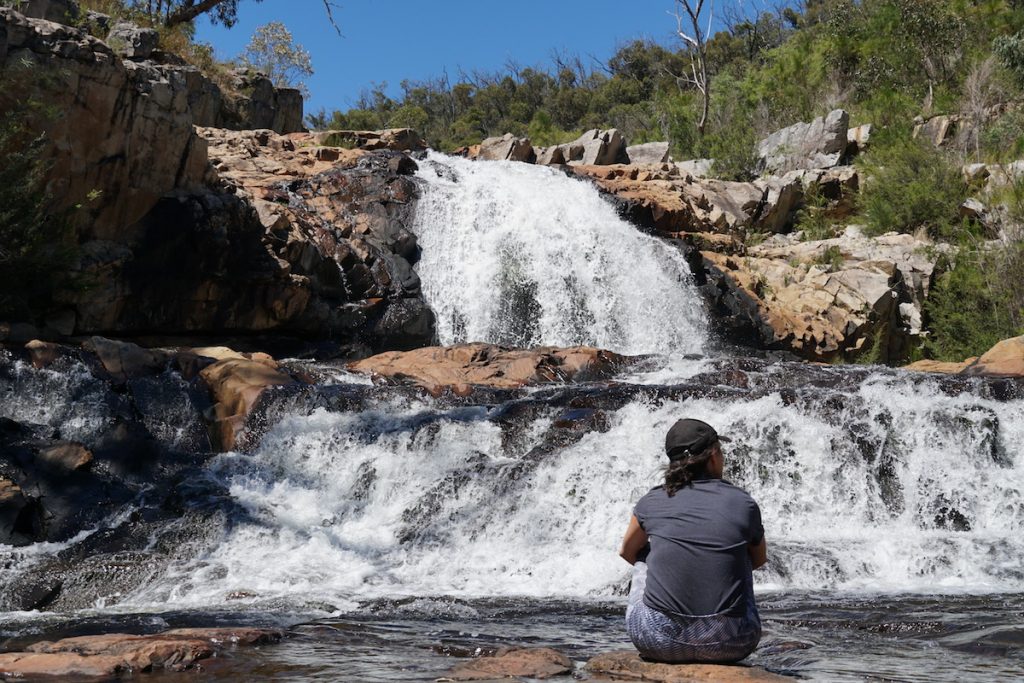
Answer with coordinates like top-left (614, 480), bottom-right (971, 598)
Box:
top-left (114, 369), bottom-right (1024, 612)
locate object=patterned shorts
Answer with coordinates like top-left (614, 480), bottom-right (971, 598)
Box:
top-left (625, 562), bottom-right (761, 664)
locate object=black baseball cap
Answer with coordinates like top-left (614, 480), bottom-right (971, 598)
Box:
top-left (665, 418), bottom-right (730, 461)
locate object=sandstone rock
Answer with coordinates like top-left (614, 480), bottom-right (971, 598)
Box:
top-left (963, 335), bottom-right (1024, 377)
top-left (106, 21), bottom-right (158, 60)
top-left (444, 647), bottom-right (572, 681)
top-left (310, 128), bottom-right (426, 152)
top-left (36, 441), bottom-right (93, 471)
top-left (585, 650), bottom-right (788, 682)
top-left (757, 109), bottom-right (849, 174)
top-left (0, 478), bottom-right (38, 546)
top-left (627, 141), bottom-right (670, 164)
top-left (959, 198), bottom-right (995, 236)
top-left (675, 158), bottom-right (714, 177)
top-left (846, 123), bottom-right (872, 156)
top-left (59, 126), bottom-right (433, 350)
top-left (559, 128), bottom-right (628, 166)
top-left (0, 628), bottom-right (284, 678)
top-left (82, 336), bottom-right (167, 383)
top-left (479, 133), bottom-right (536, 162)
top-left (348, 343), bottom-right (632, 394)
top-left (199, 354), bottom-right (295, 451)
top-left (535, 145), bottom-right (566, 166)
top-left (700, 230), bottom-right (947, 362)
top-left (0, 652), bottom-right (128, 678)
top-left (904, 358), bottom-right (975, 374)
top-left (0, 9), bottom-right (207, 240)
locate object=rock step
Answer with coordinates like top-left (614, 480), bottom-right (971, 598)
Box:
top-left (0, 628), bottom-right (283, 678)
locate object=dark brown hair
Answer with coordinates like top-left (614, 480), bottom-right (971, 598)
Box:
top-left (663, 442), bottom-right (717, 496)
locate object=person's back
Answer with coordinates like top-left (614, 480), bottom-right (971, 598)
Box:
top-left (619, 419), bottom-right (767, 664)
top-left (634, 478), bottom-right (761, 618)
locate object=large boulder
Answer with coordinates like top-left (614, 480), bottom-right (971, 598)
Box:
top-left (698, 229), bottom-right (948, 362)
top-left (478, 133), bottom-right (535, 162)
top-left (106, 20), bottom-right (158, 60)
top-left (585, 651), bottom-right (789, 682)
top-left (626, 140), bottom-right (670, 164)
top-left (909, 336), bottom-right (1024, 377)
top-left (347, 343), bottom-right (633, 394)
top-left (757, 109), bottom-right (849, 174)
top-left (559, 128), bottom-right (628, 165)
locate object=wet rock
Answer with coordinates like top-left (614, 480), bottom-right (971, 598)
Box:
top-left (443, 646), bottom-right (572, 680)
top-left (36, 441), bottom-right (93, 471)
top-left (585, 650), bottom-right (789, 681)
top-left (348, 343), bottom-right (633, 394)
top-left (0, 628), bottom-right (283, 678)
top-left (757, 109), bottom-right (849, 173)
top-left (199, 354), bottom-right (296, 451)
top-left (479, 133), bottom-right (536, 162)
top-left (82, 336), bottom-right (168, 383)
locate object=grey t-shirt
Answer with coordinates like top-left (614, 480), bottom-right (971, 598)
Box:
top-left (633, 477), bottom-right (763, 618)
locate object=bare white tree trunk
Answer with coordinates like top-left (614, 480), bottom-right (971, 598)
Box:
top-left (673, 0), bottom-right (714, 136)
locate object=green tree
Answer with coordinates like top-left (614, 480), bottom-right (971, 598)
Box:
top-left (238, 20), bottom-right (313, 95)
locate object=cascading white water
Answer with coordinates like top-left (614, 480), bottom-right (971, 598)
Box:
top-left (121, 369), bottom-right (1024, 612)
top-left (411, 153), bottom-right (707, 355)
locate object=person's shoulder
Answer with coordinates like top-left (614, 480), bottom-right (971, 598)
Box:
top-left (716, 479), bottom-right (758, 503)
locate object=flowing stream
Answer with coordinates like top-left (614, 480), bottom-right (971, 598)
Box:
top-left (1, 156), bottom-right (1022, 680)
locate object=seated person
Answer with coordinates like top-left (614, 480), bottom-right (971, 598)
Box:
top-left (619, 418), bottom-right (767, 663)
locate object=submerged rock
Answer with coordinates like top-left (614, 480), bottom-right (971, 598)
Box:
top-left (585, 650), bottom-right (789, 681)
top-left (443, 646), bottom-right (572, 680)
top-left (348, 343), bottom-right (634, 394)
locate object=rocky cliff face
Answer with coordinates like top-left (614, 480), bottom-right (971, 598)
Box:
top-left (1, 7), bottom-right (433, 352)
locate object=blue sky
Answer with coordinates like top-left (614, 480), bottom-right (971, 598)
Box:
top-left (196, 1), bottom-right (690, 116)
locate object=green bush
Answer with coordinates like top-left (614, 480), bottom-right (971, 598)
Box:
top-left (795, 183), bottom-right (839, 240)
top-left (922, 243), bottom-right (1023, 361)
top-left (856, 134), bottom-right (968, 239)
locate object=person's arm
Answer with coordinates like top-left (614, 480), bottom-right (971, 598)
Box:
top-left (619, 515), bottom-right (649, 565)
top-left (748, 537), bottom-right (767, 570)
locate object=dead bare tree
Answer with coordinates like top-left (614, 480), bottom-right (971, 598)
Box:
top-left (673, 0), bottom-right (714, 136)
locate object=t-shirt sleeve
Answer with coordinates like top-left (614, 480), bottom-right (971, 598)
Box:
top-left (748, 499), bottom-right (764, 545)
top-left (633, 492), bottom-right (652, 530)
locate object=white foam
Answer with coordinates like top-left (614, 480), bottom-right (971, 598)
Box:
top-left (119, 372), bottom-right (1024, 609)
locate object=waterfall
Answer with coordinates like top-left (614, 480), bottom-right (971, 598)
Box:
top-left (116, 365), bottom-right (1024, 611)
top-left (411, 153), bottom-right (707, 355)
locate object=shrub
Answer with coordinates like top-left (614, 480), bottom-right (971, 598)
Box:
top-left (795, 183), bottom-right (838, 240)
top-left (856, 134), bottom-right (969, 239)
top-left (922, 242), bottom-right (1023, 361)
